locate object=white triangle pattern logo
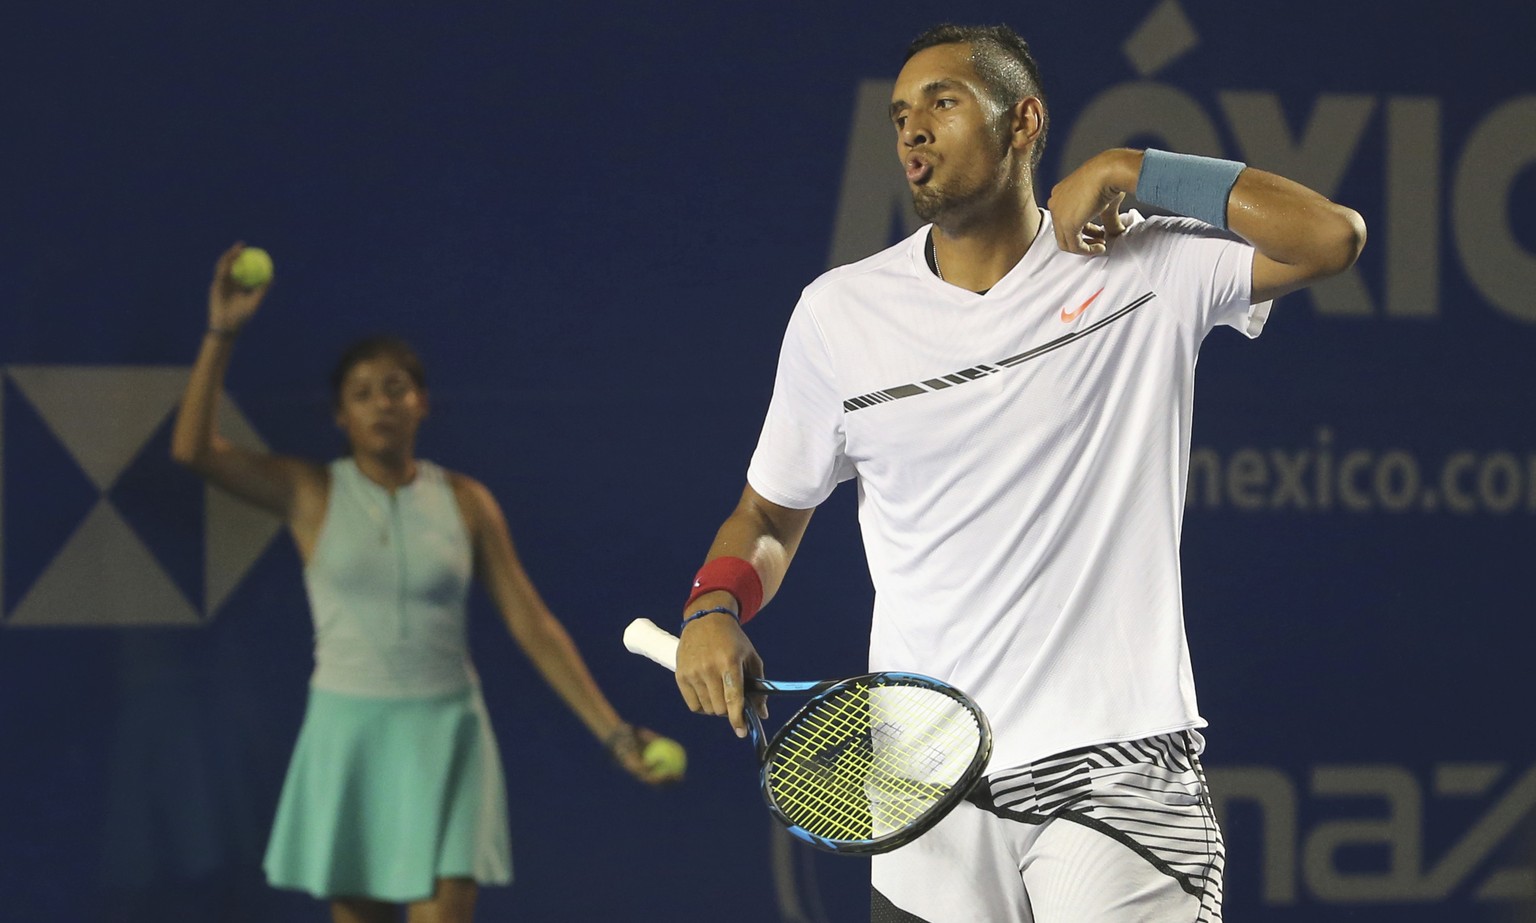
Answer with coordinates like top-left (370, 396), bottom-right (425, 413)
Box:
top-left (1, 366), bottom-right (281, 628)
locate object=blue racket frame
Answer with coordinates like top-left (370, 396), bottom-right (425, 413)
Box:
top-left (746, 671), bottom-right (993, 855)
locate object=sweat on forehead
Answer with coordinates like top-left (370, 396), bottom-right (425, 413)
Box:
top-left (890, 74), bottom-right (979, 119)
top-left (908, 25), bottom-right (1044, 99)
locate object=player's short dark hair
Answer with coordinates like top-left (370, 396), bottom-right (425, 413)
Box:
top-left (330, 335), bottom-right (427, 406)
top-left (906, 23), bottom-right (1049, 169)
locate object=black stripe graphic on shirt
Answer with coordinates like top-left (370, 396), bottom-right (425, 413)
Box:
top-left (841, 291), bottom-right (1157, 413)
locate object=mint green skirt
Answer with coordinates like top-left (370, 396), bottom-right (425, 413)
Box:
top-left (263, 684), bottom-right (512, 902)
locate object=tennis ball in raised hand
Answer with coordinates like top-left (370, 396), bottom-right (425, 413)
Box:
top-left (229, 247), bottom-right (274, 289)
top-left (643, 737), bottom-right (687, 777)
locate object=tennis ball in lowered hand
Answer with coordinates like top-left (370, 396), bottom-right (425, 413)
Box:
top-left (643, 737), bottom-right (687, 777)
top-left (229, 247), bottom-right (274, 289)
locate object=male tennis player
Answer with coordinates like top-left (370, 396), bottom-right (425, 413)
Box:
top-left (673, 23), bottom-right (1364, 922)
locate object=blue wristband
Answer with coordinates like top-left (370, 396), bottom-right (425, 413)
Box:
top-left (681, 605), bottom-right (740, 632)
top-left (1135, 149), bottom-right (1245, 230)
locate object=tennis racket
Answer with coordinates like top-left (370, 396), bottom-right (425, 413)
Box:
top-left (624, 617), bottom-right (992, 855)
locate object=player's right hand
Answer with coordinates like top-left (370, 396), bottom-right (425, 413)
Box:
top-left (1047, 149), bottom-right (1137, 255)
top-left (676, 594), bottom-right (768, 738)
top-left (208, 242), bottom-right (270, 333)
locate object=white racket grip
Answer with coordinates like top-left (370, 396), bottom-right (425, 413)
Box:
top-left (624, 618), bottom-right (680, 673)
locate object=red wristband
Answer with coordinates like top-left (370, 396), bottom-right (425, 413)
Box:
top-left (686, 556), bottom-right (764, 625)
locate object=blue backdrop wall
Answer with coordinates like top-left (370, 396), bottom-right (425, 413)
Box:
top-left (2, 1), bottom-right (1533, 920)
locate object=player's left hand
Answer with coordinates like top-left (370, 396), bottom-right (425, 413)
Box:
top-left (608, 725), bottom-right (686, 786)
top-left (1048, 149), bottom-right (1137, 255)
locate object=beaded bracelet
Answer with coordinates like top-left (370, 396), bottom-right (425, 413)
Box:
top-left (680, 605), bottom-right (740, 633)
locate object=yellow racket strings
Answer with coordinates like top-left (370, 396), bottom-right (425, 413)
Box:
top-left (766, 684), bottom-right (979, 841)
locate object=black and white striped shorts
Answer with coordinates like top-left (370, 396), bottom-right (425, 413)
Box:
top-left (871, 730), bottom-right (1224, 923)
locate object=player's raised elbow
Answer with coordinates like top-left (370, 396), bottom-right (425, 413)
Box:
top-left (169, 431), bottom-right (221, 473)
top-left (169, 437), bottom-right (204, 469)
top-left (1312, 203), bottom-right (1367, 278)
top-left (1251, 204), bottom-right (1368, 303)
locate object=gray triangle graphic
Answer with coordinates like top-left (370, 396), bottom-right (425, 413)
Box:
top-left (6, 366), bottom-right (189, 492)
top-left (1122, 0), bottom-right (1199, 78)
top-left (8, 498), bottom-right (200, 627)
top-left (205, 399), bottom-right (282, 616)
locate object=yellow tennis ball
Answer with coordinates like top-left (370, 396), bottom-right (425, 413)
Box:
top-left (643, 737), bottom-right (687, 777)
top-left (230, 247), bottom-right (274, 289)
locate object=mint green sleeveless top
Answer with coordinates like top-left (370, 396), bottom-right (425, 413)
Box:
top-left (305, 459), bottom-right (476, 697)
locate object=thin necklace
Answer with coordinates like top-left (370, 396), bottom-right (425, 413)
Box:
top-left (932, 235), bottom-right (995, 296)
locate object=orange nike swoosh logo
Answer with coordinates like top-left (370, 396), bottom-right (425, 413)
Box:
top-left (1060, 287), bottom-right (1104, 322)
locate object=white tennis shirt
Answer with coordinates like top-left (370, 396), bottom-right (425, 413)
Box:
top-left (746, 211), bottom-right (1269, 772)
